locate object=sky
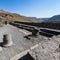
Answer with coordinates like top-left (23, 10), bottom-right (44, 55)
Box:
top-left (0, 0), bottom-right (60, 18)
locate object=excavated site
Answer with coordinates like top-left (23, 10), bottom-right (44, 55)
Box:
top-left (0, 21), bottom-right (60, 60)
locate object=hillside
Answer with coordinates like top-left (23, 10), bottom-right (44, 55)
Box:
top-left (28, 17), bottom-right (44, 22)
top-left (1, 10), bottom-right (60, 23)
top-left (47, 15), bottom-right (60, 23)
top-left (0, 10), bottom-right (35, 22)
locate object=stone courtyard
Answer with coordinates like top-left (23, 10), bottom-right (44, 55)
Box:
top-left (0, 24), bottom-right (60, 60)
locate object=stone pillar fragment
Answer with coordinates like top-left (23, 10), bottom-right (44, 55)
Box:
top-left (3, 34), bottom-right (13, 47)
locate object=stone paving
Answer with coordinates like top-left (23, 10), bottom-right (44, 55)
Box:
top-left (0, 24), bottom-right (60, 60)
top-left (29, 39), bottom-right (60, 60)
top-left (0, 24), bottom-right (33, 60)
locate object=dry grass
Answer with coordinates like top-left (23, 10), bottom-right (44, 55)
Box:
top-left (0, 10), bottom-right (33, 22)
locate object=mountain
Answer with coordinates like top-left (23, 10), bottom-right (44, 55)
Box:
top-left (39, 18), bottom-right (49, 22)
top-left (0, 10), bottom-right (39, 22)
top-left (28, 17), bottom-right (44, 22)
top-left (47, 15), bottom-right (60, 23)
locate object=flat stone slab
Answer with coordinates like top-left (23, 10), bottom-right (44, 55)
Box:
top-left (0, 24), bottom-right (60, 60)
top-left (29, 40), bottom-right (60, 60)
top-left (0, 24), bottom-right (34, 60)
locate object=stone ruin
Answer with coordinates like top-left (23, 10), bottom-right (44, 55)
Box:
top-left (0, 34), bottom-right (13, 51)
top-left (0, 25), bottom-right (13, 51)
top-left (2, 34), bottom-right (13, 47)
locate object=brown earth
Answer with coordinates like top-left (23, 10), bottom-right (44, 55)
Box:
top-left (0, 10), bottom-right (33, 22)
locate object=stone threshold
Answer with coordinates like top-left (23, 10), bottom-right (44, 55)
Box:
top-left (10, 44), bottom-right (39, 60)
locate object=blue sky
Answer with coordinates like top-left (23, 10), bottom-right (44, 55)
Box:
top-left (0, 0), bottom-right (60, 18)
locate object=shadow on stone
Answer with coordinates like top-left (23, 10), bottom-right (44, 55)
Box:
top-left (0, 34), bottom-right (13, 47)
top-left (24, 36), bottom-right (30, 40)
top-left (18, 53), bottom-right (34, 60)
top-left (39, 32), bottom-right (53, 37)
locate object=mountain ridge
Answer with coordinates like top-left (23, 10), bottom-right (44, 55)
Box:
top-left (46, 15), bottom-right (60, 23)
top-left (0, 10), bottom-right (37, 22)
top-left (0, 10), bottom-right (60, 23)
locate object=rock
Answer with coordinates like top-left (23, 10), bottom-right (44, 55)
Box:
top-left (43, 37), bottom-right (48, 40)
top-left (52, 36), bottom-right (57, 39)
top-left (57, 35), bottom-right (60, 38)
top-left (2, 34), bottom-right (13, 47)
top-left (56, 48), bottom-right (60, 52)
top-left (0, 47), bottom-right (2, 51)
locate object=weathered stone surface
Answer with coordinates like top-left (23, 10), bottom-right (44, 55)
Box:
top-left (52, 36), bottom-right (60, 42)
top-left (3, 34), bottom-right (13, 47)
top-left (29, 40), bottom-right (59, 60)
top-left (0, 47), bottom-right (2, 51)
top-left (0, 24), bottom-right (36, 60)
top-left (0, 24), bottom-right (60, 60)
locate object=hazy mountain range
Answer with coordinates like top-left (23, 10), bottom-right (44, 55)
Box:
top-left (0, 10), bottom-right (60, 23)
top-left (46, 15), bottom-right (60, 23)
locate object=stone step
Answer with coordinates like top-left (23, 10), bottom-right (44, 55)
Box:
top-left (39, 31), bottom-right (53, 37)
top-left (40, 29), bottom-right (60, 35)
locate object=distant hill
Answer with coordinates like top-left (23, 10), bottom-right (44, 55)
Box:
top-left (0, 10), bottom-right (40, 22)
top-left (28, 17), bottom-right (49, 22)
top-left (0, 10), bottom-right (43, 22)
top-left (46, 15), bottom-right (60, 23)
top-left (39, 18), bottom-right (49, 22)
top-left (29, 15), bottom-right (60, 23)
top-left (28, 17), bottom-right (44, 22)
top-left (1, 10), bottom-right (60, 23)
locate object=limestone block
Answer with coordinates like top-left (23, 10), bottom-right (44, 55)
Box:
top-left (3, 34), bottom-right (13, 47)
